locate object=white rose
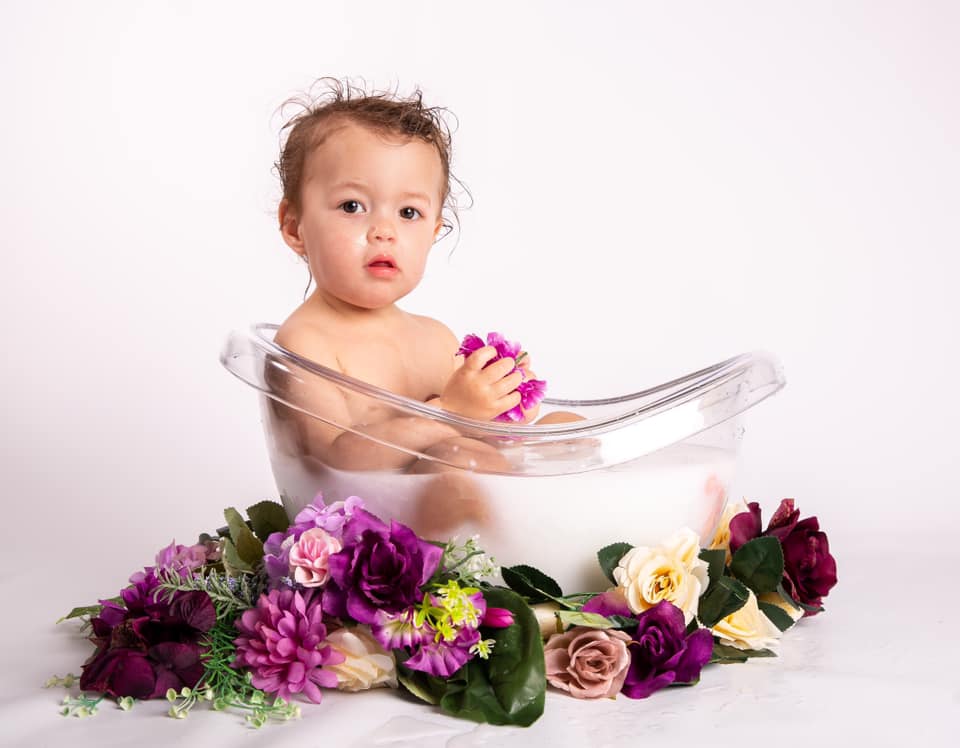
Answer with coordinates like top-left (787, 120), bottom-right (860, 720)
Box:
top-left (612, 528), bottom-right (709, 625)
top-left (708, 498), bottom-right (750, 564)
top-left (711, 589), bottom-right (782, 651)
top-left (324, 626), bottom-right (398, 692)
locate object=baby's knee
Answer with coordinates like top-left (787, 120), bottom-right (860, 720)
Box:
top-left (410, 436), bottom-right (511, 473)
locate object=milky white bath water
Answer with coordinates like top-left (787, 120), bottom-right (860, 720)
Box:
top-left (271, 442), bottom-right (736, 592)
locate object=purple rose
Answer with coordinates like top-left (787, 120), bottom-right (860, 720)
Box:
top-left (322, 509), bottom-right (442, 625)
top-left (80, 574), bottom-right (216, 700)
top-left (729, 499), bottom-right (838, 615)
top-left (621, 601), bottom-right (713, 699)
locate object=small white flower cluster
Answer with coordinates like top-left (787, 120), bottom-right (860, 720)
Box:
top-left (443, 535), bottom-right (500, 583)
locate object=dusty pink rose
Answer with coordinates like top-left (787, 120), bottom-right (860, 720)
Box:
top-left (544, 626), bottom-right (632, 699)
top-left (288, 528), bottom-right (342, 588)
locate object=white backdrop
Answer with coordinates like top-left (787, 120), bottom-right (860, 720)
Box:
top-left (1, 1), bottom-right (958, 744)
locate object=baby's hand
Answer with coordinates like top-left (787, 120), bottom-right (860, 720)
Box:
top-left (437, 346), bottom-right (524, 420)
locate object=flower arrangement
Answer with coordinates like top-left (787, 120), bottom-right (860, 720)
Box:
top-left (53, 495), bottom-right (836, 728)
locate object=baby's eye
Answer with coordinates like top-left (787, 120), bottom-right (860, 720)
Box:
top-left (400, 206), bottom-right (422, 220)
top-left (339, 200), bottom-right (364, 214)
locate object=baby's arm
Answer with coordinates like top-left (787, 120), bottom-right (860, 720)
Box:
top-left (274, 328), bottom-right (461, 471)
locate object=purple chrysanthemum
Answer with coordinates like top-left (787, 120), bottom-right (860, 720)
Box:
top-left (233, 588), bottom-right (343, 704)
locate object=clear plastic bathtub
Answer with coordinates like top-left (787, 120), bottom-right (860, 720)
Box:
top-left (220, 324), bottom-right (785, 591)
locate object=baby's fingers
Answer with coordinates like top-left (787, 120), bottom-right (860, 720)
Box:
top-left (463, 345), bottom-right (500, 371)
top-left (493, 370), bottom-right (524, 398)
top-left (479, 356), bottom-right (517, 382)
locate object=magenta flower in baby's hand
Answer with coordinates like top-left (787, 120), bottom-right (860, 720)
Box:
top-left (458, 331), bottom-right (547, 422)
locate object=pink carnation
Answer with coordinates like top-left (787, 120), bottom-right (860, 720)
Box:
top-left (289, 528), bottom-right (342, 588)
top-left (233, 588), bottom-right (343, 703)
top-left (457, 331), bottom-right (547, 422)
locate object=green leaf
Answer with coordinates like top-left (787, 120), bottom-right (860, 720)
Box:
top-left (709, 642), bottom-right (748, 664)
top-left (777, 582), bottom-right (824, 615)
top-left (697, 576), bottom-right (750, 627)
top-left (57, 605), bottom-right (103, 624)
top-left (555, 610), bottom-right (618, 630)
top-left (597, 542), bottom-right (633, 585)
top-left (246, 500), bottom-right (290, 543)
top-left (399, 588), bottom-right (545, 726)
top-left (501, 565), bottom-right (566, 606)
top-left (758, 601), bottom-right (796, 632)
top-left (224, 507), bottom-right (264, 566)
top-left (698, 548), bottom-right (727, 587)
top-left (730, 537), bottom-right (784, 595)
top-left (221, 538), bottom-right (253, 574)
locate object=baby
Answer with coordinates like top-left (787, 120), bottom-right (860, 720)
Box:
top-left (268, 79), bottom-right (579, 532)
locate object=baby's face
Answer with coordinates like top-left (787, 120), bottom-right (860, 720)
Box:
top-left (286, 122), bottom-right (445, 311)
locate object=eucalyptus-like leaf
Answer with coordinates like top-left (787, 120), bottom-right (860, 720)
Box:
top-left (555, 610), bottom-right (618, 630)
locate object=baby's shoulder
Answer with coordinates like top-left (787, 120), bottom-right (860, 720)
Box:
top-left (274, 315), bottom-right (345, 372)
top-left (407, 313), bottom-right (459, 351)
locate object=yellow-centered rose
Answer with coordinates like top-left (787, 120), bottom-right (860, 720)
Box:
top-left (612, 528), bottom-right (709, 625)
top-left (711, 589), bottom-right (782, 651)
top-left (708, 498), bottom-right (750, 564)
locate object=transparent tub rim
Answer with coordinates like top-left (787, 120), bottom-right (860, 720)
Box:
top-left (220, 323), bottom-right (786, 445)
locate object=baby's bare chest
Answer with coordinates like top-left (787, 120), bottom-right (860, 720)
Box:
top-left (338, 331), bottom-right (454, 410)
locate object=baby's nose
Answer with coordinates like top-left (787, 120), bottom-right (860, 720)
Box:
top-left (369, 217), bottom-right (396, 242)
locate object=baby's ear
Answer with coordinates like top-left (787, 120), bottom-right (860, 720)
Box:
top-left (278, 199), bottom-right (305, 254)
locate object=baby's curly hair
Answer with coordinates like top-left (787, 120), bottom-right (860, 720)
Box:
top-left (275, 76), bottom-right (465, 242)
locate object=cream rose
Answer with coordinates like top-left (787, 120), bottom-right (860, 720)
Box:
top-left (324, 626), bottom-right (398, 692)
top-left (530, 602), bottom-right (564, 640)
top-left (711, 589), bottom-right (782, 651)
top-left (708, 498), bottom-right (750, 564)
top-left (613, 528), bottom-right (709, 624)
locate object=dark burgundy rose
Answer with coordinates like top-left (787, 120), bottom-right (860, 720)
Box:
top-left (80, 573), bottom-right (216, 699)
top-left (620, 601), bottom-right (713, 699)
top-left (322, 509), bottom-right (442, 625)
top-left (728, 499), bottom-right (838, 615)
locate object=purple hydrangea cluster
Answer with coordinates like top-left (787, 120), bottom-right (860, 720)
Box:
top-left (263, 494), bottom-right (365, 585)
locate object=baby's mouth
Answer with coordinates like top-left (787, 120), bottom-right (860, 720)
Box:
top-left (367, 254), bottom-right (398, 269)
top-left (366, 254), bottom-right (400, 276)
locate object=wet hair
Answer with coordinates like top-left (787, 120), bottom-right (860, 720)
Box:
top-left (275, 76), bottom-right (468, 247)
